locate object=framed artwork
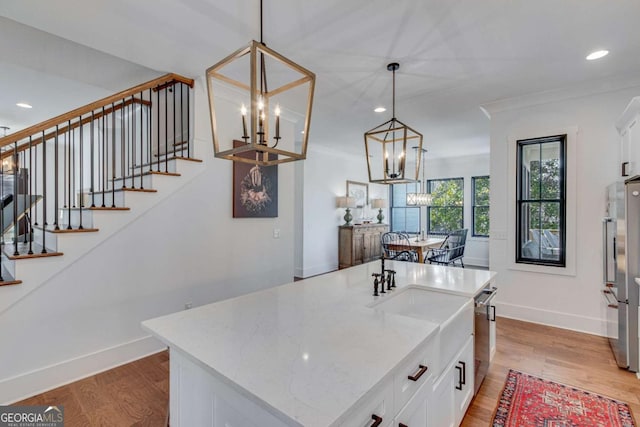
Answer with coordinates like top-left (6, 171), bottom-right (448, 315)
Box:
top-left (346, 180), bottom-right (368, 208)
top-left (233, 141), bottom-right (278, 218)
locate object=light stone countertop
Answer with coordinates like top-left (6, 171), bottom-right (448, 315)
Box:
top-left (142, 261), bottom-right (497, 427)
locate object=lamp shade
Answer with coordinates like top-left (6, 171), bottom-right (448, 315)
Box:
top-left (336, 196), bottom-right (357, 208)
top-left (371, 198), bottom-right (387, 209)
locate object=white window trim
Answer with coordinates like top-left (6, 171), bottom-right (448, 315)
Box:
top-left (507, 126), bottom-right (577, 276)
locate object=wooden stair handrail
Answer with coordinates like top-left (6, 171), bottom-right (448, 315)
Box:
top-left (0, 98), bottom-right (150, 160)
top-left (0, 73), bottom-right (194, 148)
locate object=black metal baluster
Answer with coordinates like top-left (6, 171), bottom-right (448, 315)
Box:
top-left (139, 92), bottom-right (144, 190)
top-left (0, 145), bottom-right (4, 280)
top-left (71, 124), bottom-right (76, 208)
top-left (147, 89), bottom-right (152, 171)
top-left (121, 99), bottom-right (126, 188)
top-left (79, 116), bottom-right (84, 230)
top-left (131, 96), bottom-right (136, 189)
top-left (63, 123), bottom-right (68, 210)
top-left (164, 87), bottom-right (169, 172)
top-left (34, 136), bottom-right (38, 226)
top-left (173, 83), bottom-right (176, 159)
top-left (27, 136), bottom-right (33, 254)
top-left (54, 126), bottom-right (59, 230)
top-left (180, 83), bottom-right (184, 157)
top-left (13, 142), bottom-right (18, 256)
top-left (102, 107), bottom-right (107, 207)
top-left (156, 86), bottom-right (160, 172)
top-left (111, 103), bottom-right (116, 207)
top-left (41, 130), bottom-right (47, 253)
top-left (90, 111), bottom-right (95, 208)
top-left (67, 122), bottom-right (72, 229)
top-left (186, 83), bottom-right (190, 158)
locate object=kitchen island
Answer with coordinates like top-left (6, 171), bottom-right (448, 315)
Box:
top-left (143, 261), bottom-right (496, 427)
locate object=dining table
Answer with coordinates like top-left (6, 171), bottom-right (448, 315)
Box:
top-left (387, 236), bottom-right (446, 263)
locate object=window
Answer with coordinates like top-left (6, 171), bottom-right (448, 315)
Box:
top-left (389, 183), bottom-right (420, 234)
top-left (472, 176), bottom-right (490, 237)
top-left (427, 178), bottom-right (463, 235)
top-left (516, 135), bottom-right (566, 266)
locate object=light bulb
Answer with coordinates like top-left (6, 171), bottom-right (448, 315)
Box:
top-left (240, 104), bottom-right (247, 116)
top-left (257, 96), bottom-right (264, 111)
top-left (275, 105), bottom-right (281, 116)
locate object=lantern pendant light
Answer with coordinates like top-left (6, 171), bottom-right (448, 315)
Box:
top-left (206, 0), bottom-right (315, 166)
top-left (364, 63), bottom-right (423, 184)
top-left (406, 147), bottom-right (432, 206)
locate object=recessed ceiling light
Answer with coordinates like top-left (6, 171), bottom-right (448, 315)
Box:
top-left (16, 102), bottom-right (33, 109)
top-left (374, 106), bottom-right (386, 113)
top-left (586, 50), bottom-right (609, 61)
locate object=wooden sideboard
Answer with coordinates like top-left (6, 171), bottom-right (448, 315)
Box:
top-left (338, 224), bottom-right (389, 269)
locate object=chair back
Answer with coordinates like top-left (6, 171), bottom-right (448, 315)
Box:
top-left (381, 232), bottom-right (419, 262)
top-left (447, 228), bottom-right (468, 260)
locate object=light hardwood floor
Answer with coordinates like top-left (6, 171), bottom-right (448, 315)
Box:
top-left (14, 318), bottom-right (640, 426)
top-left (463, 317), bottom-right (640, 426)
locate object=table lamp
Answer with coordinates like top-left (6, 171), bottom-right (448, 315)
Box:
top-left (336, 196), bottom-right (357, 225)
top-left (371, 199), bottom-right (387, 224)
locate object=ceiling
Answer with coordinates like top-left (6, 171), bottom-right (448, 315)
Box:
top-left (2, 0), bottom-right (640, 158)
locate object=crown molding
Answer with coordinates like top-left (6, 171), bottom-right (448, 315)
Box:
top-left (480, 73), bottom-right (640, 118)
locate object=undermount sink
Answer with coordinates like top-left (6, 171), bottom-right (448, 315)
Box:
top-left (369, 286), bottom-right (474, 375)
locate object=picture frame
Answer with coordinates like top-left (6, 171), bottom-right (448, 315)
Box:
top-left (346, 180), bottom-right (368, 208)
top-left (233, 141), bottom-right (278, 218)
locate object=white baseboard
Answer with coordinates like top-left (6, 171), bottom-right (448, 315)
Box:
top-left (299, 262), bottom-right (338, 279)
top-left (463, 256), bottom-right (489, 267)
top-left (498, 302), bottom-right (607, 337)
top-left (0, 335), bottom-right (165, 405)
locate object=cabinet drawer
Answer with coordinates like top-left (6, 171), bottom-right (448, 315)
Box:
top-left (341, 378), bottom-right (394, 427)
top-left (393, 335), bottom-right (438, 414)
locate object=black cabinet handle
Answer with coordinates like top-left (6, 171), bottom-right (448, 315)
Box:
top-left (408, 364), bottom-right (428, 382)
top-left (455, 365), bottom-right (463, 390)
top-left (623, 161), bottom-right (630, 177)
top-left (371, 414), bottom-right (383, 427)
top-left (460, 361), bottom-right (466, 385)
top-left (490, 305), bottom-right (496, 322)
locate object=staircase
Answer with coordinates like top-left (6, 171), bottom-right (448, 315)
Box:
top-left (0, 73), bottom-right (200, 308)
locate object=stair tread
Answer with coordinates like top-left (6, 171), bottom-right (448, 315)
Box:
top-left (3, 242), bottom-right (63, 260)
top-left (34, 225), bottom-right (99, 233)
top-left (111, 170), bottom-right (180, 181)
top-left (0, 279), bottom-right (22, 287)
top-left (132, 156), bottom-right (202, 169)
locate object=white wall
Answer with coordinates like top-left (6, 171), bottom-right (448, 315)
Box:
top-left (424, 153), bottom-right (490, 267)
top-left (488, 85), bottom-right (640, 335)
top-left (295, 146), bottom-right (386, 278)
top-left (0, 78), bottom-right (295, 403)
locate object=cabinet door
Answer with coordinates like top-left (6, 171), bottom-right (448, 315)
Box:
top-left (429, 369), bottom-right (454, 427)
top-left (353, 232), bottom-right (365, 265)
top-left (394, 379), bottom-right (430, 427)
top-left (453, 336), bottom-right (475, 426)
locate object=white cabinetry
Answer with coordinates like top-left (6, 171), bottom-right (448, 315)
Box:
top-left (490, 302), bottom-right (497, 361)
top-left (617, 97), bottom-right (640, 178)
top-left (428, 336), bottom-right (474, 427)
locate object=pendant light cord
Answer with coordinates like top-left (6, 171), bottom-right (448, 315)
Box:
top-left (260, 0), bottom-right (263, 44)
top-left (392, 67), bottom-right (396, 120)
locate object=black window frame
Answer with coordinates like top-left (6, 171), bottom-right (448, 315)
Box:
top-left (516, 134), bottom-right (566, 267)
top-left (472, 176), bottom-right (490, 237)
top-left (426, 177), bottom-right (464, 235)
top-left (389, 182), bottom-right (421, 235)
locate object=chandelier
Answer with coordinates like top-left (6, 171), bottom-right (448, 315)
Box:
top-left (206, 0), bottom-right (315, 166)
top-left (407, 147), bottom-right (432, 206)
top-left (364, 63), bottom-right (423, 184)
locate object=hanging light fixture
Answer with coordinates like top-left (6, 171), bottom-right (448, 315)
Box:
top-left (364, 63), bottom-right (423, 184)
top-left (406, 147), bottom-right (432, 206)
top-left (206, 0), bottom-right (315, 166)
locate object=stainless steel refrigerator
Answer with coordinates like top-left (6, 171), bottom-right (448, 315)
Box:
top-left (603, 180), bottom-right (640, 372)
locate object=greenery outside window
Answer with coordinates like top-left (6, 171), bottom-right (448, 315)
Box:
top-left (472, 176), bottom-right (490, 237)
top-left (390, 183), bottom-right (420, 234)
top-left (427, 178), bottom-right (463, 235)
top-left (516, 135), bottom-right (566, 267)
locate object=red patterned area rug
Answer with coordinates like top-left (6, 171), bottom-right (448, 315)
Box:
top-left (492, 369), bottom-right (636, 427)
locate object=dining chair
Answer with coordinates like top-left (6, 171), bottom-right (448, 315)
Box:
top-left (425, 229), bottom-right (468, 267)
top-left (381, 232), bottom-right (419, 262)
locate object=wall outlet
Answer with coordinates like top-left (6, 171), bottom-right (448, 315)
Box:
top-left (273, 228), bottom-right (281, 239)
top-left (184, 302), bottom-right (193, 310)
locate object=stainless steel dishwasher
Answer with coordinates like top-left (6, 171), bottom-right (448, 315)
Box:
top-left (474, 286), bottom-right (497, 394)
